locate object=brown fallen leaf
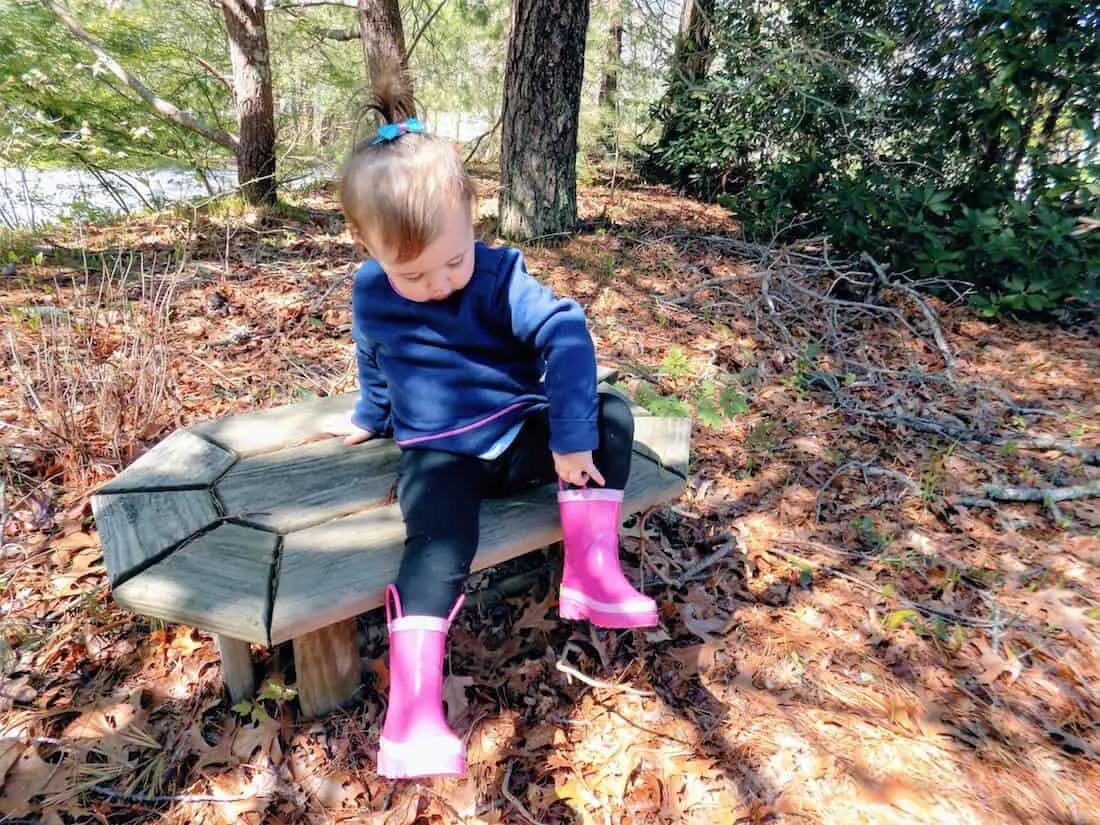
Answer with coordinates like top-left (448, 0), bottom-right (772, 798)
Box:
top-left (0, 745), bottom-right (76, 817)
top-left (444, 674), bottom-right (474, 728)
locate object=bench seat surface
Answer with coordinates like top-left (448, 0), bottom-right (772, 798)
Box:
top-left (93, 374), bottom-right (690, 645)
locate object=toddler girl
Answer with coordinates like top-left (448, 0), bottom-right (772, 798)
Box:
top-left (333, 77), bottom-right (657, 780)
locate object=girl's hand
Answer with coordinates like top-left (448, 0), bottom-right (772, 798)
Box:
top-left (320, 411), bottom-right (376, 446)
top-left (553, 451), bottom-right (605, 488)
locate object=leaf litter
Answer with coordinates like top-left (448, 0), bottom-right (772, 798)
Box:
top-left (0, 173), bottom-right (1097, 823)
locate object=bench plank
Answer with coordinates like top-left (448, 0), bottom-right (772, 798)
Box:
top-left (269, 450), bottom-right (682, 644)
top-left (111, 523), bottom-right (277, 644)
top-left (93, 489), bottom-right (220, 586)
top-left (632, 417), bottom-right (692, 478)
top-left (215, 438), bottom-right (400, 533)
top-left (98, 430), bottom-right (236, 494)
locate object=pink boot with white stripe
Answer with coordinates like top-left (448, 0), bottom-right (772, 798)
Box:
top-left (558, 488), bottom-right (659, 629)
top-left (377, 586), bottom-right (467, 779)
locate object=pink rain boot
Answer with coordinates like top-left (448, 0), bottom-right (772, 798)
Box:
top-left (558, 488), bottom-right (659, 629)
top-left (377, 585), bottom-right (467, 779)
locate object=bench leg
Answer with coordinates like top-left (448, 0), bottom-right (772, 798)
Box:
top-left (293, 618), bottom-right (360, 717)
top-left (215, 635), bottom-right (255, 703)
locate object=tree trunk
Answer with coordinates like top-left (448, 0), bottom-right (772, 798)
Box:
top-left (499, 0), bottom-right (590, 241)
top-left (671, 0), bottom-right (715, 87)
top-left (598, 5), bottom-right (623, 109)
top-left (358, 0), bottom-right (412, 99)
top-left (657, 0), bottom-right (714, 144)
top-left (221, 0), bottom-right (277, 206)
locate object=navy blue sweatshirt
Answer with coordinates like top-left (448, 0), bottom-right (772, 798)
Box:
top-left (351, 241), bottom-right (599, 456)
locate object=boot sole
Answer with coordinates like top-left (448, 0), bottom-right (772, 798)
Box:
top-left (559, 590), bottom-right (659, 629)
top-left (378, 737), bottom-right (467, 779)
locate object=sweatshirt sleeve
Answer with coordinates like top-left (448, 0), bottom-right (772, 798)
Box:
top-left (501, 250), bottom-right (598, 454)
top-left (350, 311), bottom-right (393, 436)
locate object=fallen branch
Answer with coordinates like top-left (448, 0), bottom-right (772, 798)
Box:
top-left (842, 407), bottom-right (1100, 466)
top-left (861, 252), bottom-right (957, 374)
top-left (88, 784), bottom-right (257, 804)
top-left (554, 661), bottom-right (653, 697)
top-left (677, 539), bottom-right (735, 586)
top-left (765, 547), bottom-right (1012, 630)
top-left (816, 461), bottom-right (923, 522)
top-left (957, 479), bottom-right (1100, 506)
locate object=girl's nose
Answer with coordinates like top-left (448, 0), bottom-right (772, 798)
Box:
top-left (429, 274), bottom-right (450, 300)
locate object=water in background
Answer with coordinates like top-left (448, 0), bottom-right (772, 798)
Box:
top-left (0, 166), bottom-right (241, 231)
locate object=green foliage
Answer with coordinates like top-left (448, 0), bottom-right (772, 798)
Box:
top-left (634, 351), bottom-right (750, 427)
top-left (0, 1), bottom-right (232, 169)
top-left (649, 0), bottom-right (1100, 312)
top-left (231, 679), bottom-right (297, 724)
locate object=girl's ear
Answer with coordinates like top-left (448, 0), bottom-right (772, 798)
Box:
top-left (347, 221), bottom-right (370, 254)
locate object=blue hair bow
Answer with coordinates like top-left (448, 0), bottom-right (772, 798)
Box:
top-left (372, 117), bottom-right (426, 144)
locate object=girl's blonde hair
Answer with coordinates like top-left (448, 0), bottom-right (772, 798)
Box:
top-left (340, 71), bottom-right (476, 263)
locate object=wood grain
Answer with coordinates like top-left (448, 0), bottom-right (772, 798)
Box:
top-left (93, 489), bottom-right (219, 585)
top-left (293, 618), bottom-right (360, 717)
top-left (215, 437), bottom-right (401, 533)
top-left (112, 523), bottom-right (277, 644)
top-left (97, 430), bottom-right (235, 493)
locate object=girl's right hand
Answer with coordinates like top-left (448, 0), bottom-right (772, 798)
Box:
top-left (320, 411), bottom-right (375, 446)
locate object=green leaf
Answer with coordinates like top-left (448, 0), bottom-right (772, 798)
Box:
top-left (886, 609), bottom-right (917, 629)
top-left (719, 386), bottom-right (749, 417)
top-left (231, 700), bottom-right (253, 716)
top-left (696, 396), bottom-right (724, 429)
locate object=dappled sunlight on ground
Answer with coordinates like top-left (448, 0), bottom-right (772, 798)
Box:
top-left (2, 178), bottom-right (1097, 822)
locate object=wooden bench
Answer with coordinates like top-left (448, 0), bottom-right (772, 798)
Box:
top-left (91, 370), bottom-right (690, 716)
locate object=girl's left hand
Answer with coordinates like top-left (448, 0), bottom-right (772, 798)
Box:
top-left (553, 450), bottom-right (605, 488)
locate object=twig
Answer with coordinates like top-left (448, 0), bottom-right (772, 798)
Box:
top-left (957, 479), bottom-right (1100, 505)
top-left (87, 784), bottom-right (257, 803)
top-left (677, 539), bottom-right (735, 585)
top-left (659, 270), bottom-right (768, 305)
top-left (841, 406), bottom-right (1100, 466)
top-left (554, 661), bottom-right (653, 697)
top-left (861, 252), bottom-right (957, 374)
top-left (502, 761), bottom-right (545, 825)
top-left (816, 461), bottom-right (922, 522)
top-left (308, 274), bottom-right (347, 314)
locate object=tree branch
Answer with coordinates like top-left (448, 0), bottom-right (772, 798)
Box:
top-left (42, 0), bottom-right (238, 151)
top-left (317, 26), bottom-right (360, 40)
top-left (195, 56), bottom-right (233, 92)
top-left (404, 0), bottom-right (449, 60)
top-left (273, 0), bottom-right (358, 7)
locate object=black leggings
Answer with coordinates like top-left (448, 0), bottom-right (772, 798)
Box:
top-left (394, 392), bottom-right (634, 617)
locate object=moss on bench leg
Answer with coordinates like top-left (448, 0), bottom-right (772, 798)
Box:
top-left (293, 618), bottom-right (360, 717)
top-left (215, 635), bottom-right (256, 703)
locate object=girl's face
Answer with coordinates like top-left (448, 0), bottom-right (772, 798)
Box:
top-left (367, 201), bottom-right (476, 303)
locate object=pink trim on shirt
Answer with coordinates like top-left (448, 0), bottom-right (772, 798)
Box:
top-left (395, 401), bottom-right (533, 447)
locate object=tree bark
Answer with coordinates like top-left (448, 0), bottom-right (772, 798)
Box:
top-left (673, 0), bottom-right (715, 86)
top-left (221, 0), bottom-right (278, 206)
top-left (499, 0), bottom-right (590, 241)
top-left (598, 4), bottom-right (623, 109)
top-left (655, 0), bottom-right (715, 157)
top-left (358, 0), bottom-right (412, 97)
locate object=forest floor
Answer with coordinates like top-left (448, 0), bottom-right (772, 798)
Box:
top-left (1, 174), bottom-right (1098, 824)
